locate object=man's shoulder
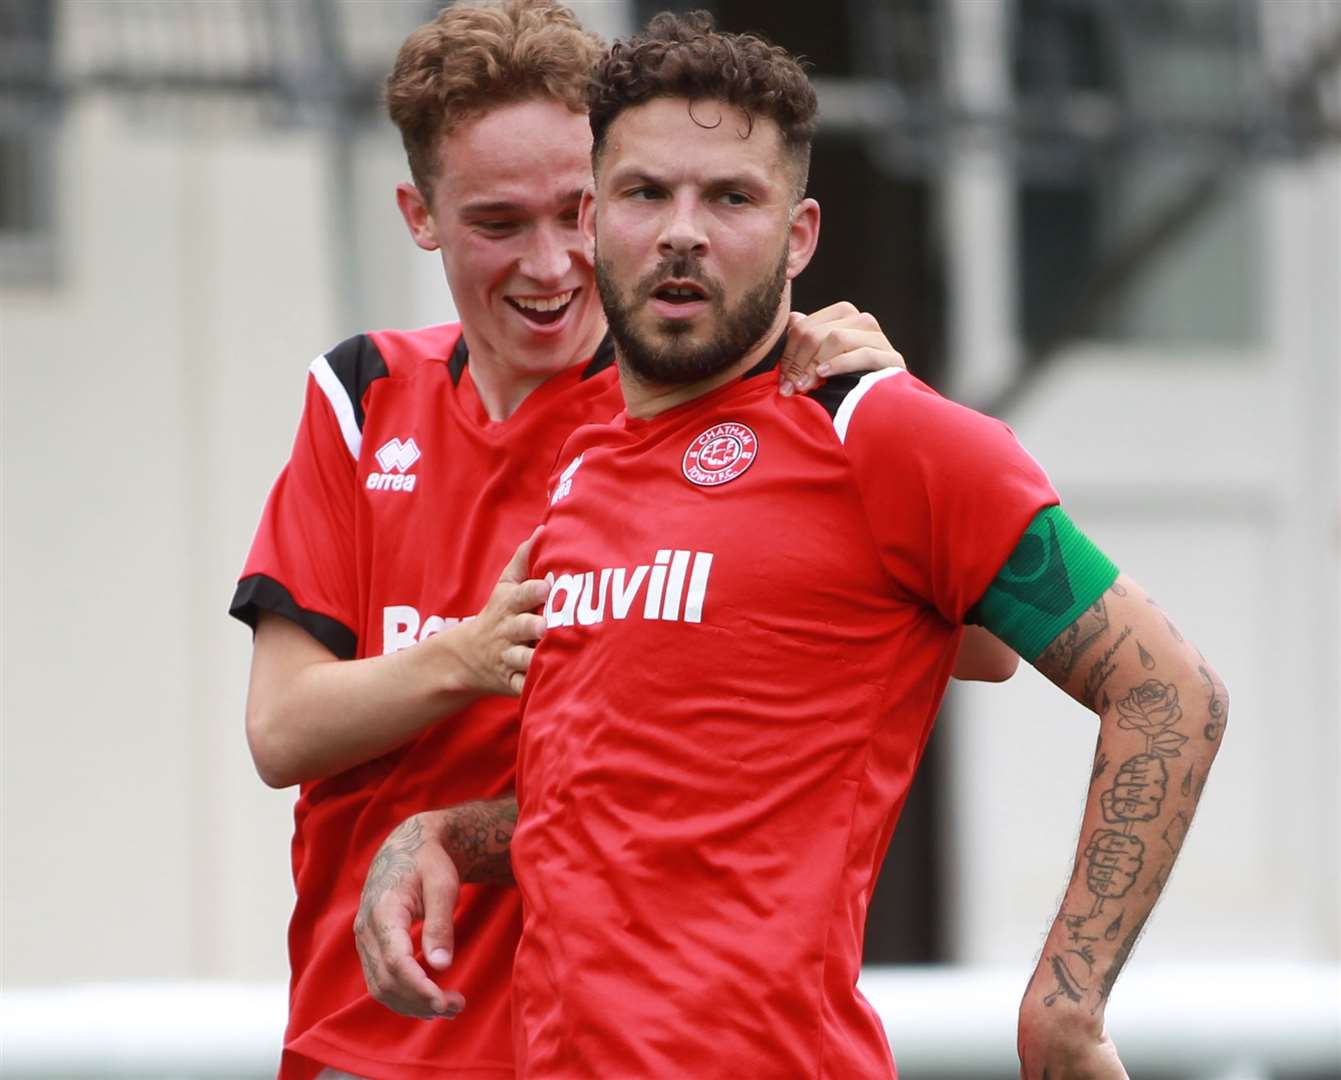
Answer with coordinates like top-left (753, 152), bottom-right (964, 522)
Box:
top-left (362, 323), bottom-right (464, 379)
top-left (806, 368), bottom-right (1010, 453)
top-left (310, 323), bottom-right (462, 422)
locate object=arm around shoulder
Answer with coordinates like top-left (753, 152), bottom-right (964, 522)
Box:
top-left (243, 531), bottom-right (550, 788)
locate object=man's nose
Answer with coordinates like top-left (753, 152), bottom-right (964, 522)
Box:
top-left (657, 196), bottom-right (708, 259)
top-left (519, 226), bottom-right (571, 284)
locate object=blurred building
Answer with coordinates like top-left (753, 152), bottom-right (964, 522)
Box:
top-left (3, 0), bottom-right (1338, 1039)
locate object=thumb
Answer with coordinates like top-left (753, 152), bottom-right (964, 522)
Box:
top-left (499, 525), bottom-right (543, 585)
top-left (421, 845), bottom-right (461, 969)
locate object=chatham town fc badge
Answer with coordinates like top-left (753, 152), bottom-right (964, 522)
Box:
top-left (682, 422), bottom-right (758, 487)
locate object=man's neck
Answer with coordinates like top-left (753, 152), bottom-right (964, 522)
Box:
top-left (619, 307), bottom-right (789, 420)
top-left (466, 321), bottom-right (609, 422)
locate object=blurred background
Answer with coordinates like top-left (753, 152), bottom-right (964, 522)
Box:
top-left (2, 0), bottom-right (1338, 1076)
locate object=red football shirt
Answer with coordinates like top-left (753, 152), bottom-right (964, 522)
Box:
top-left (231, 324), bottom-right (622, 1080)
top-left (513, 356), bottom-right (1057, 1078)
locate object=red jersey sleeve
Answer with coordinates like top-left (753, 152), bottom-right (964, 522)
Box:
top-left (229, 355), bottom-right (362, 659)
top-left (836, 370), bottom-right (1059, 624)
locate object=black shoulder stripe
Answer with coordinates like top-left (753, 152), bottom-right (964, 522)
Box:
top-left (581, 333), bottom-right (617, 379)
top-left (229, 574), bottom-right (358, 660)
top-left (740, 331), bottom-right (790, 381)
top-left (806, 370), bottom-right (862, 420)
top-left (448, 333), bottom-right (469, 385)
top-left (324, 334), bottom-right (390, 431)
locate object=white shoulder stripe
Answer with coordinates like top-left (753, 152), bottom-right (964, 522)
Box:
top-left (831, 367), bottom-right (905, 444)
top-left (309, 353), bottom-right (362, 460)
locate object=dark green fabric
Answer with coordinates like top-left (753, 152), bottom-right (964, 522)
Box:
top-left (969, 505), bottom-right (1118, 661)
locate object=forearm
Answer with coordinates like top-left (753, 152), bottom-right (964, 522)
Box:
top-left (424, 795), bottom-right (518, 885)
top-left (1026, 575), bottom-right (1228, 1019)
top-left (246, 613), bottom-right (488, 787)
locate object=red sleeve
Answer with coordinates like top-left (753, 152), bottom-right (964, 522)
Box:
top-left (838, 371), bottom-right (1059, 624)
top-left (229, 363), bottom-right (360, 658)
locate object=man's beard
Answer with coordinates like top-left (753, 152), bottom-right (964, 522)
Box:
top-left (595, 245), bottom-right (788, 386)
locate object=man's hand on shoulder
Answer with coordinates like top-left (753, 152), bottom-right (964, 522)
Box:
top-left (778, 302), bottom-right (906, 396)
top-left (355, 811), bottom-right (465, 1020)
top-left (449, 528), bottom-right (549, 697)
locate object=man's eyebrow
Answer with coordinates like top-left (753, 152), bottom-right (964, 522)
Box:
top-left (608, 168), bottom-right (665, 187)
top-left (708, 172), bottom-right (769, 191)
top-left (608, 168), bottom-right (769, 191)
top-left (457, 190), bottom-right (585, 217)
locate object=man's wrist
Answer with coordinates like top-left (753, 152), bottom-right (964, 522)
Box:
top-left (1021, 950), bottom-right (1109, 1031)
top-left (422, 620), bottom-right (490, 700)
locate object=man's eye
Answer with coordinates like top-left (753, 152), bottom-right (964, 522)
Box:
top-left (717, 191), bottom-right (750, 206)
top-left (477, 221), bottom-right (517, 234)
top-left (628, 187), bottom-right (664, 201)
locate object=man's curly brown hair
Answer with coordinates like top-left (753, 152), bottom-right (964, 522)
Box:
top-left (587, 11), bottom-right (818, 201)
top-left (386, 0), bottom-right (604, 199)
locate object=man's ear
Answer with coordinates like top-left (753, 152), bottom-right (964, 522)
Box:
top-left (785, 197), bottom-right (820, 280)
top-left (396, 182), bottom-right (440, 252)
top-left (579, 186), bottom-right (598, 255)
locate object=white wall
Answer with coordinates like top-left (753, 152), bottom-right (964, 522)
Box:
top-left (945, 157), bottom-right (1341, 968)
top-left (0, 95), bottom-right (427, 982)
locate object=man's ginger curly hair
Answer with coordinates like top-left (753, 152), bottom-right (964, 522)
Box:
top-left (386, 0), bottom-right (604, 198)
top-left (587, 10), bottom-right (818, 201)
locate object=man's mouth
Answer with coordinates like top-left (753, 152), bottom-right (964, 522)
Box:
top-left (651, 281), bottom-right (708, 305)
top-left (507, 289), bottom-right (577, 326)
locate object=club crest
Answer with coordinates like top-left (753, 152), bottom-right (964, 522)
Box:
top-left (682, 422), bottom-right (758, 487)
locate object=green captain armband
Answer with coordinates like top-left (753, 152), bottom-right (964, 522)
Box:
top-left (967, 505), bottom-right (1118, 662)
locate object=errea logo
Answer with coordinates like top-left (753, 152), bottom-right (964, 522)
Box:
top-left (368, 437), bottom-right (420, 492)
top-left (551, 452), bottom-right (584, 505)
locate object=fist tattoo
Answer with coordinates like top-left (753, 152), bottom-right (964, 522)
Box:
top-left (1085, 829), bottom-right (1145, 899)
top-left (1101, 753), bottom-right (1168, 824)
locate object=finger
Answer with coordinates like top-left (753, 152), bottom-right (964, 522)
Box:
top-left (818, 342), bottom-right (906, 378)
top-left (779, 312), bottom-right (822, 396)
top-left (384, 949), bottom-right (453, 1017)
top-left (504, 578), bottom-right (551, 614)
top-left (420, 846), bottom-right (461, 970)
top-left (795, 300), bottom-right (858, 325)
top-left (784, 307), bottom-right (884, 391)
top-left (499, 525), bottom-right (543, 585)
top-left (506, 612), bottom-right (546, 643)
top-left (777, 312), bottom-right (805, 396)
top-left (373, 912), bottom-right (449, 1017)
top-left (502, 642), bottom-right (535, 672)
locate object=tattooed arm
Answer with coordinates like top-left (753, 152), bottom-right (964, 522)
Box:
top-left (1017, 574), bottom-right (1228, 1079)
top-left (354, 796), bottom-right (518, 1019)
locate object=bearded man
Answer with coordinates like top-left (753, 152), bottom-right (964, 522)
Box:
top-left (358, 11), bottom-right (1226, 1080)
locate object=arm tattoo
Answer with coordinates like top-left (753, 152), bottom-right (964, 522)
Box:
top-left (1198, 664), bottom-right (1227, 741)
top-left (1137, 641), bottom-right (1155, 670)
top-left (358, 816), bottom-right (425, 927)
top-left (1084, 679), bottom-right (1185, 914)
top-left (1036, 596), bottom-right (1110, 681)
top-left (443, 797), bottom-right (518, 885)
top-left (1052, 673), bottom-right (1198, 1011)
top-left (1081, 625), bottom-right (1131, 706)
top-left (1096, 913), bottom-right (1149, 1004)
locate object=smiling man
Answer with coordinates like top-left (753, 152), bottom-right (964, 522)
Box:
top-left (359, 12), bottom-right (1228, 1079)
